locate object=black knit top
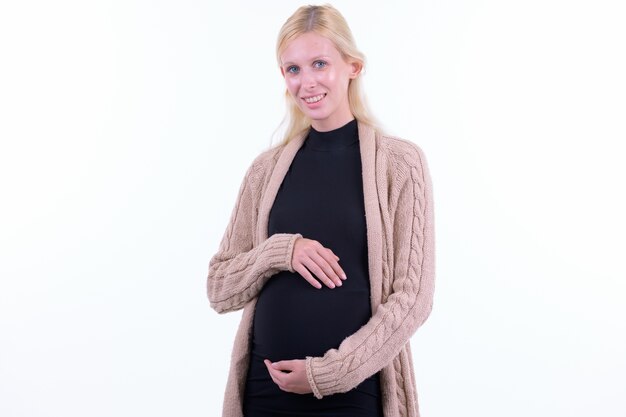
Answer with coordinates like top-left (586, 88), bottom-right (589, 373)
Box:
top-left (243, 119), bottom-right (383, 416)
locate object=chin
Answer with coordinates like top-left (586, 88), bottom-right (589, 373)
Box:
top-left (301, 109), bottom-right (329, 121)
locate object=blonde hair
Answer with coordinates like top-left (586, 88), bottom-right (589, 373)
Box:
top-left (274, 4), bottom-right (380, 146)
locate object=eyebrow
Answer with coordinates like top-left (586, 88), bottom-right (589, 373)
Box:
top-left (281, 56), bottom-right (331, 66)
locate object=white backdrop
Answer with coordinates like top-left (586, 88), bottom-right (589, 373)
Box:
top-left (1, 1), bottom-right (625, 416)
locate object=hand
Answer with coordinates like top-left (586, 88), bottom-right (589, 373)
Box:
top-left (291, 237), bottom-right (347, 289)
top-left (264, 359), bottom-right (312, 395)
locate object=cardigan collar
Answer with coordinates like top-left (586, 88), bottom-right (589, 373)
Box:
top-left (256, 121), bottom-right (384, 312)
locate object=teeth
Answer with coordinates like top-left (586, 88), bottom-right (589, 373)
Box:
top-left (304, 94), bottom-right (325, 103)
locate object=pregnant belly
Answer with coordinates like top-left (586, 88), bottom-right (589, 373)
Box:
top-left (252, 270), bottom-right (372, 361)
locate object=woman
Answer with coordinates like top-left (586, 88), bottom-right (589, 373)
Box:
top-left (207, 4), bottom-right (435, 417)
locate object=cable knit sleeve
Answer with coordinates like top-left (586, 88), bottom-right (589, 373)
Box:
top-left (207, 161), bottom-right (303, 314)
top-left (304, 144), bottom-right (435, 399)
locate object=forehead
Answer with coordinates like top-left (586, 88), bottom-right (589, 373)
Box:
top-left (280, 32), bottom-right (342, 65)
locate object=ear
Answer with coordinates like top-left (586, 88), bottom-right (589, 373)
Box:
top-left (349, 61), bottom-right (363, 79)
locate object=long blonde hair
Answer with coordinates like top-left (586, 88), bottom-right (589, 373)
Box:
top-left (274, 4), bottom-right (380, 146)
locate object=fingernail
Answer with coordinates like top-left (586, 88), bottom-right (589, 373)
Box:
top-left (342, 273), bottom-right (347, 279)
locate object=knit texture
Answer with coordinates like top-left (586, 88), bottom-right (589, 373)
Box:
top-left (207, 122), bottom-right (435, 417)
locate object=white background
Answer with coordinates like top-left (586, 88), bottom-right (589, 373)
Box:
top-left (1, 1), bottom-right (625, 416)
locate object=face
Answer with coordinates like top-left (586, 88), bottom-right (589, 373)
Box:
top-left (279, 32), bottom-right (361, 132)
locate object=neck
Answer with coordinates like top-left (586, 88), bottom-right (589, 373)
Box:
top-left (310, 111), bottom-right (356, 132)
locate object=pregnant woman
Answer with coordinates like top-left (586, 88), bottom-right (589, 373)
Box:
top-left (207, 4), bottom-right (436, 417)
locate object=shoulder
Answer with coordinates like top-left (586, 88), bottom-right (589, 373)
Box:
top-left (373, 132), bottom-right (434, 220)
top-left (249, 143), bottom-right (283, 172)
top-left (375, 131), bottom-right (431, 183)
top-left (243, 143), bottom-right (285, 188)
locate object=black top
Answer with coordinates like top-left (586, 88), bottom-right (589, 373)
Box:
top-left (243, 119), bottom-right (383, 416)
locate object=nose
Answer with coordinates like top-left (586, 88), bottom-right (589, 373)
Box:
top-left (301, 68), bottom-right (317, 89)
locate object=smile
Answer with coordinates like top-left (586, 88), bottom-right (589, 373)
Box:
top-left (303, 93), bottom-right (326, 104)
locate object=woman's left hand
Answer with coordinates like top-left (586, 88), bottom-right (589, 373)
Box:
top-left (264, 358), bottom-right (312, 394)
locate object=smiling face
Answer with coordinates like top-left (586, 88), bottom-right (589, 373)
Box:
top-left (279, 31), bottom-right (361, 132)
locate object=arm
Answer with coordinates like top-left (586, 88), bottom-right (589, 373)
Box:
top-left (207, 162), bottom-right (303, 314)
top-left (304, 145), bottom-right (435, 399)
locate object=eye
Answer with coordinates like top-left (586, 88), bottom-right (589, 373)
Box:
top-left (286, 65), bottom-right (299, 74)
top-left (313, 60), bottom-right (327, 69)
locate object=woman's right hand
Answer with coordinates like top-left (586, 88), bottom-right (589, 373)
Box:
top-left (291, 237), bottom-right (347, 289)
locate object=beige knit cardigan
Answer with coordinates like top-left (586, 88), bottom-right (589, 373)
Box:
top-left (207, 121), bottom-right (435, 417)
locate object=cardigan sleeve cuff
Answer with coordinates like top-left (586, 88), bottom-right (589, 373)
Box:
top-left (265, 233), bottom-right (302, 272)
top-left (305, 356), bottom-right (323, 399)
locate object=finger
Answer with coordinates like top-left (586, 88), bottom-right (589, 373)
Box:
top-left (271, 360), bottom-right (295, 372)
top-left (326, 248), bottom-right (339, 261)
top-left (329, 253), bottom-right (347, 280)
top-left (264, 360), bottom-right (284, 386)
top-left (318, 251), bottom-right (346, 285)
top-left (293, 264), bottom-right (322, 289)
top-left (333, 262), bottom-right (347, 281)
top-left (267, 366), bottom-right (294, 393)
top-left (323, 248), bottom-right (346, 280)
top-left (302, 257), bottom-right (336, 288)
top-left (311, 254), bottom-right (343, 288)
top-left (264, 363), bottom-right (279, 385)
